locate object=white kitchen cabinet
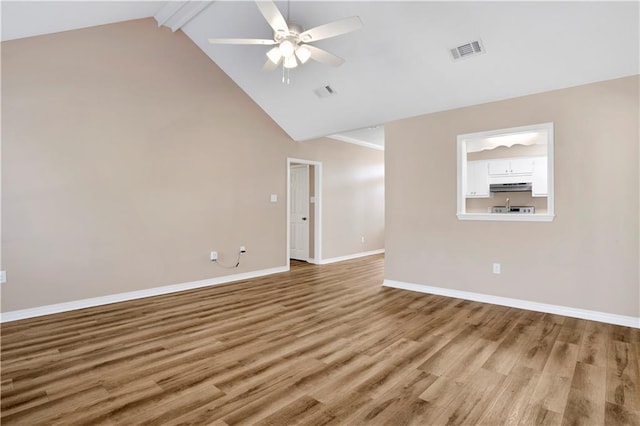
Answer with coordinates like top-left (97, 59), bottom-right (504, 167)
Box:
top-left (488, 158), bottom-right (534, 176)
top-left (466, 161), bottom-right (489, 197)
top-left (510, 158), bottom-right (535, 175)
top-left (488, 160), bottom-right (510, 176)
top-left (532, 157), bottom-right (548, 197)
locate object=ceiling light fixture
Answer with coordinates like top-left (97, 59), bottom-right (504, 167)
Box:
top-left (208, 0), bottom-right (363, 84)
top-left (278, 39), bottom-right (295, 58)
top-left (283, 54), bottom-right (298, 69)
top-left (295, 45), bottom-right (311, 64)
top-left (266, 46), bottom-right (281, 64)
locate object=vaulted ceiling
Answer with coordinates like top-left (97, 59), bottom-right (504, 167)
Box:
top-left (2, 1), bottom-right (639, 144)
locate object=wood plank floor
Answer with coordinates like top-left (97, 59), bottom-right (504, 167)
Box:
top-left (1, 255), bottom-right (639, 425)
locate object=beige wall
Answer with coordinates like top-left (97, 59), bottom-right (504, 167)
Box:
top-left (1, 19), bottom-right (384, 312)
top-left (386, 75), bottom-right (639, 317)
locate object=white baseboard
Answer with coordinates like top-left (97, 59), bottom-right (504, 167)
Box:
top-left (320, 249), bottom-right (385, 265)
top-left (383, 279), bottom-right (640, 329)
top-left (1, 266), bottom-right (289, 323)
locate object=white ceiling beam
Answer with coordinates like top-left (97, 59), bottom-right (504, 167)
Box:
top-left (326, 134), bottom-right (385, 151)
top-left (154, 1), bottom-right (213, 32)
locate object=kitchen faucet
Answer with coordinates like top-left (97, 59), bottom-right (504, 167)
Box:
top-left (506, 197), bottom-right (510, 211)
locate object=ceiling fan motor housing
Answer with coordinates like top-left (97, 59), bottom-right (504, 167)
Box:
top-left (275, 23), bottom-right (304, 42)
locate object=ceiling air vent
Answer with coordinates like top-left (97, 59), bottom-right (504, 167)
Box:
top-left (450, 39), bottom-right (485, 61)
top-left (314, 85), bottom-right (337, 99)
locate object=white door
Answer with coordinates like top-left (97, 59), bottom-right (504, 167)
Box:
top-left (290, 165), bottom-right (309, 261)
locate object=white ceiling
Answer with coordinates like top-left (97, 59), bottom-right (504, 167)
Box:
top-left (2, 1), bottom-right (639, 146)
top-left (1, 1), bottom-right (164, 42)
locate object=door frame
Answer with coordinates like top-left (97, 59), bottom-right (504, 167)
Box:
top-left (287, 158), bottom-right (322, 268)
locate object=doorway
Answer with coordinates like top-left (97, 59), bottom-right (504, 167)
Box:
top-left (287, 158), bottom-right (321, 267)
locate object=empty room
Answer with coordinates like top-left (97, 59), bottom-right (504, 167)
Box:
top-left (1, 1), bottom-right (639, 425)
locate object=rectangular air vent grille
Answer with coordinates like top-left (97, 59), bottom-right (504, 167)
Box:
top-left (450, 39), bottom-right (484, 61)
top-left (314, 85), bottom-right (337, 99)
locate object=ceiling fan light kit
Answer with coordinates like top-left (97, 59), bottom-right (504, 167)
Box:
top-left (278, 39), bottom-right (296, 58)
top-left (208, 0), bottom-right (362, 80)
top-left (295, 45), bottom-right (311, 64)
top-left (283, 54), bottom-right (297, 69)
top-left (266, 46), bottom-right (281, 64)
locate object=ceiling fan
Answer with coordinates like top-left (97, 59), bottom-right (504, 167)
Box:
top-left (208, 1), bottom-right (362, 72)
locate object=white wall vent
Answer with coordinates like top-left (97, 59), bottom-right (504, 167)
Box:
top-left (314, 85), bottom-right (337, 99)
top-left (450, 39), bottom-right (485, 61)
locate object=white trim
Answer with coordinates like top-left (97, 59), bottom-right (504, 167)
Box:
top-left (457, 213), bottom-right (555, 222)
top-left (383, 279), bottom-right (640, 329)
top-left (287, 158), bottom-right (322, 268)
top-left (320, 249), bottom-right (385, 265)
top-left (154, 1), bottom-right (212, 32)
top-left (1, 266), bottom-right (289, 323)
top-left (326, 134), bottom-right (385, 151)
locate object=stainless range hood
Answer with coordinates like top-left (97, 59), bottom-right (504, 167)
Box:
top-left (489, 182), bottom-right (532, 193)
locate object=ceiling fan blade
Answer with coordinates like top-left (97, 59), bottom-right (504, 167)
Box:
top-left (255, 1), bottom-right (288, 34)
top-left (262, 58), bottom-right (281, 72)
top-left (305, 45), bottom-right (345, 67)
top-left (299, 16), bottom-right (362, 42)
top-left (208, 38), bottom-right (276, 45)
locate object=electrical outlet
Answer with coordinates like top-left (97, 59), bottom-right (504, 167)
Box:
top-left (492, 263), bottom-right (501, 274)
top-left (210, 251), bottom-right (218, 261)
top-left (240, 246), bottom-right (246, 254)
top-left (361, 236), bottom-right (365, 243)
top-left (0, 271), bottom-right (5, 284)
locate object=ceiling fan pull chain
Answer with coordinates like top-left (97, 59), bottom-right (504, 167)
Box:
top-left (281, 63), bottom-right (291, 84)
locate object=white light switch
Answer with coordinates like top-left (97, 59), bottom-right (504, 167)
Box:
top-left (310, 196), bottom-right (315, 204)
top-left (492, 263), bottom-right (501, 274)
top-left (0, 271), bottom-right (6, 284)
top-left (270, 194), bottom-right (278, 202)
